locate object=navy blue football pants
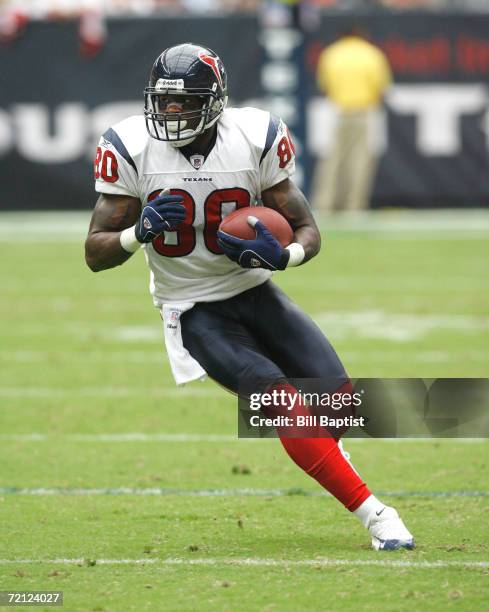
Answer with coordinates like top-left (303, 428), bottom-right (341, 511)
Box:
top-left (180, 280), bottom-right (347, 394)
top-left (180, 281), bottom-right (371, 512)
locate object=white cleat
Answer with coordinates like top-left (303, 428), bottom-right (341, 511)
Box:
top-left (368, 506), bottom-right (415, 551)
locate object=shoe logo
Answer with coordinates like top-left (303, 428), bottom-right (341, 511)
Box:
top-left (250, 257), bottom-right (261, 268)
top-left (375, 507), bottom-right (386, 517)
top-left (143, 218), bottom-right (152, 230)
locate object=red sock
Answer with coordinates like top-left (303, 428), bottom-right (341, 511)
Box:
top-left (268, 382), bottom-right (371, 511)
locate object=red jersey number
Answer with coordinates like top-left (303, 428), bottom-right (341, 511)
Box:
top-left (94, 147), bottom-right (119, 183)
top-left (277, 135), bottom-right (294, 169)
top-left (146, 188), bottom-right (251, 258)
top-left (149, 189), bottom-right (196, 258)
top-left (203, 188), bottom-right (250, 254)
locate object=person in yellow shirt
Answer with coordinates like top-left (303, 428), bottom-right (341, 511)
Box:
top-left (312, 26), bottom-right (392, 212)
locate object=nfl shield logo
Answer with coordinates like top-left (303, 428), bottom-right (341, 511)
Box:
top-left (190, 155), bottom-right (204, 170)
top-left (167, 309), bottom-right (181, 336)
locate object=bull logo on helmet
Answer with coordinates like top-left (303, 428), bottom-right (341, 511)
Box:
top-left (198, 52), bottom-right (223, 88)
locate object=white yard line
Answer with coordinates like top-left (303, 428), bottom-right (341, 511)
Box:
top-left (314, 210), bottom-right (489, 233)
top-left (314, 310), bottom-right (489, 342)
top-left (0, 433), bottom-right (238, 442)
top-left (1, 209), bottom-right (489, 238)
top-left (2, 233), bottom-right (486, 243)
top-left (0, 387), bottom-right (221, 399)
top-left (2, 349), bottom-right (488, 364)
top-left (6, 310), bottom-right (488, 346)
top-left (0, 557), bottom-right (487, 569)
top-left (0, 433), bottom-right (485, 443)
top-left (0, 350), bottom-right (168, 364)
top-left (0, 487), bottom-right (486, 498)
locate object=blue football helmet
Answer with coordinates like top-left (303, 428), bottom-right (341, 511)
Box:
top-left (144, 42), bottom-right (228, 147)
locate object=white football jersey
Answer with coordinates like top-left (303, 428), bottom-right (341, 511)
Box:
top-left (94, 107), bottom-right (296, 305)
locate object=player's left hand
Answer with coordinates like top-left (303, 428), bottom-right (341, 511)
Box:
top-left (217, 216), bottom-right (290, 271)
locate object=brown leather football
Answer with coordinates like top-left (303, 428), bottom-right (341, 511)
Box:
top-left (219, 207), bottom-right (293, 247)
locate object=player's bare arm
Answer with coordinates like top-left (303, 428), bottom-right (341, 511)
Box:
top-left (217, 177), bottom-right (320, 271)
top-left (261, 178), bottom-right (321, 263)
top-left (85, 193), bottom-right (141, 272)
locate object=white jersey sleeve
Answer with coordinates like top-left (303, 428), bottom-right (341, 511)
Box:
top-left (259, 115), bottom-right (296, 192)
top-left (94, 123), bottom-right (140, 198)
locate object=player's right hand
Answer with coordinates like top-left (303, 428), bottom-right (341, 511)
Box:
top-left (135, 192), bottom-right (186, 243)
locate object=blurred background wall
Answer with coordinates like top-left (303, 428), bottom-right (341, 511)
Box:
top-left (1, 0), bottom-right (489, 210)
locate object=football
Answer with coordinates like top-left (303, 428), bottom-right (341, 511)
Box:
top-left (219, 207), bottom-right (293, 247)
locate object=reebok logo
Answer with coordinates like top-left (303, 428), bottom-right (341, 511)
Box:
top-left (155, 78), bottom-right (185, 90)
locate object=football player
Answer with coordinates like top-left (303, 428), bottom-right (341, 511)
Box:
top-left (85, 42), bottom-right (414, 551)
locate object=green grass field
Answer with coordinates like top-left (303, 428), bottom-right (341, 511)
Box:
top-left (0, 210), bottom-right (488, 611)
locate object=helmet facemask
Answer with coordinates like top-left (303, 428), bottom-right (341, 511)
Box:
top-left (144, 87), bottom-right (226, 147)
